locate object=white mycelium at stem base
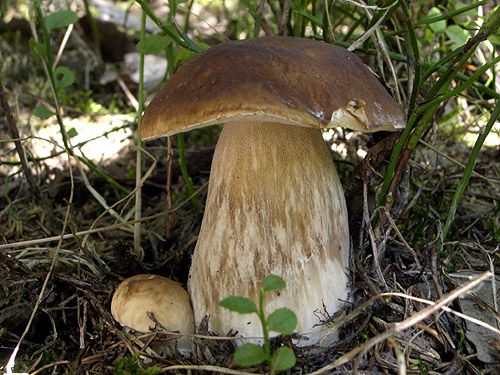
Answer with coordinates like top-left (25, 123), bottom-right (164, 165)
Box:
top-left (188, 121), bottom-right (349, 346)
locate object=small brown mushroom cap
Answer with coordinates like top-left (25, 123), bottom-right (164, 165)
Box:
top-left (141, 36), bottom-right (405, 139)
top-left (111, 275), bottom-right (194, 350)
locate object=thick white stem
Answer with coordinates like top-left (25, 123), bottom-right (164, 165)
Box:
top-left (188, 121), bottom-right (350, 346)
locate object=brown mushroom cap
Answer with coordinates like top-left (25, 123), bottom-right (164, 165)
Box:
top-left (141, 36), bottom-right (405, 139)
top-left (111, 275), bottom-right (194, 349)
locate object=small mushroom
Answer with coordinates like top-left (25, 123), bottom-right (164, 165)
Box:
top-left (142, 36), bottom-right (405, 346)
top-left (111, 274), bottom-right (194, 352)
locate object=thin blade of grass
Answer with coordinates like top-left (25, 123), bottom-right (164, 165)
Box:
top-left (133, 10), bottom-right (147, 259)
top-left (415, 0), bottom-right (489, 27)
top-left (443, 97), bottom-right (500, 236)
top-left (135, 0), bottom-right (202, 52)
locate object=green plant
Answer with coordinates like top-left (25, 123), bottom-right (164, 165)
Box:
top-left (377, 2), bottom-right (500, 235)
top-left (487, 213), bottom-right (500, 243)
top-left (135, 15), bottom-right (204, 214)
top-left (220, 274), bottom-right (297, 374)
top-left (113, 354), bottom-right (161, 375)
top-left (29, 1), bottom-right (129, 194)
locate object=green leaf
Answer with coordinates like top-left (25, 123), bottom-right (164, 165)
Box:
top-left (480, 4), bottom-right (500, 33)
top-left (427, 7), bottom-right (446, 33)
top-left (34, 105), bottom-right (55, 119)
top-left (445, 25), bottom-right (470, 48)
top-left (233, 344), bottom-right (266, 366)
top-left (220, 296), bottom-right (257, 314)
top-left (267, 308), bottom-right (297, 334)
top-left (67, 127), bottom-right (78, 138)
top-left (271, 347), bottom-right (296, 372)
top-left (174, 43), bottom-right (210, 71)
top-left (113, 354), bottom-right (140, 374)
top-left (45, 10), bottom-right (78, 30)
top-left (262, 274), bottom-right (286, 292)
top-left (489, 33), bottom-right (500, 46)
top-left (29, 38), bottom-right (46, 61)
top-left (169, 0), bottom-right (178, 17)
top-left (174, 48), bottom-right (197, 70)
top-left (136, 34), bottom-right (172, 55)
top-left (54, 66), bottom-right (74, 89)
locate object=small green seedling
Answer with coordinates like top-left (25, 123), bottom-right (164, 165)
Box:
top-left (113, 354), bottom-right (161, 375)
top-left (220, 274), bottom-right (297, 374)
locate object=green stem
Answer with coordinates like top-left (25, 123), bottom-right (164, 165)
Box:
top-left (290, 0), bottom-right (322, 31)
top-left (424, 46), bottom-right (477, 101)
top-left (254, 4), bottom-right (264, 38)
top-left (159, 24), bottom-right (200, 214)
top-left (177, 133), bottom-right (203, 213)
top-left (377, 27), bottom-right (500, 209)
top-left (417, 54), bottom-right (500, 116)
top-left (0, 124), bottom-right (129, 163)
top-left (414, 0), bottom-right (490, 27)
top-left (183, 0), bottom-right (195, 32)
top-left (384, 0), bottom-right (490, 38)
top-left (420, 45), bottom-right (463, 84)
top-left (397, 0), bottom-right (421, 113)
top-left (376, 112), bottom-right (416, 208)
top-left (133, 10), bottom-right (147, 257)
top-left (322, 38), bottom-right (499, 100)
top-left (443, 97), bottom-right (500, 236)
top-left (82, 0), bottom-right (100, 53)
top-left (33, 1), bottom-right (130, 195)
top-left (135, 0), bottom-right (202, 52)
top-left (258, 287), bottom-right (272, 366)
top-left (77, 156), bottom-right (130, 194)
top-left (341, 14), bottom-right (363, 42)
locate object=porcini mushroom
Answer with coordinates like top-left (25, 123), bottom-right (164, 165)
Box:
top-left (111, 274), bottom-right (194, 352)
top-left (142, 36), bottom-right (405, 346)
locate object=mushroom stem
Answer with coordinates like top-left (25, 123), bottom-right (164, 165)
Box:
top-left (188, 121), bottom-right (350, 346)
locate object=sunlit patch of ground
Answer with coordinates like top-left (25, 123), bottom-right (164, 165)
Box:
top-left (1, 113), bottom-right (135, 175)
top-left (463, 121), bottom-right (500, 148)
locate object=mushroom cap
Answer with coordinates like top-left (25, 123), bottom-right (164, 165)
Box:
top-left (111, 275), bottom-right (194, 340)
top-left (141, 36), bottom-right (405, 140)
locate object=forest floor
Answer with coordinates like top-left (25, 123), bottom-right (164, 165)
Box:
top-left (1, 1), bottom-right (499, 374)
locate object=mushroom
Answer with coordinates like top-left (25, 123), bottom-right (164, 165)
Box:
top-left (111, 274), bottom-right (194, 352)
top-left (141, 36), bottom-right (405, 346)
